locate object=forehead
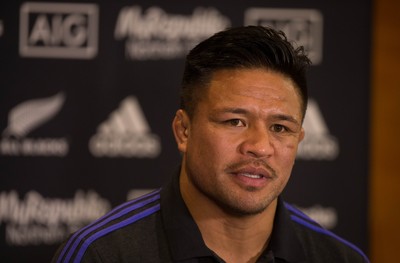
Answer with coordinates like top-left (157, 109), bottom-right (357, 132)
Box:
top-left (189, 68), bottom-right (304, 124)
top-left (204, 68), bottom-right (302, 110)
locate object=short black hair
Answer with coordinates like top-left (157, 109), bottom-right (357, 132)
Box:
top-left (180, 25), bottom-right (311, 120)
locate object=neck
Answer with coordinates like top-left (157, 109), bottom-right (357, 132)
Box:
top-left (180, 169), bottom-right (277, 263)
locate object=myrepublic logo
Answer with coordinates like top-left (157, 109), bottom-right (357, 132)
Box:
top-left (244, 8), bottom-right (323, 65)
top-left (0, 190), bottom-right (110, 246)
top-left (89, 96), bottom-right (161, 158)
top-left (114, 5), bottom-right (230, 60)
top-left (19, 2), bottom-right (99, 59)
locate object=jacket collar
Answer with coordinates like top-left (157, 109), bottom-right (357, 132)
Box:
top-left (160, 171), bottom-right (306, 262)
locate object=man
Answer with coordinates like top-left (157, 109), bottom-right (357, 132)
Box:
top-left (52, 26), bottom-right (369, 262)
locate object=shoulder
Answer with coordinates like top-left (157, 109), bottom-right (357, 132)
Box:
top-left (284, 202), bottom-right (370, 263)
top-left (52, 189), bottom-right (163, 263)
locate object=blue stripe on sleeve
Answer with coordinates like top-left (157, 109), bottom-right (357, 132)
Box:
top-left (57, 189), bottom-right (161, 263)
top-left (284, 202), bottom-right (318, 224)
top-left (290, 215), bottom-right (370, 263)
top-left (74, 203), bottom-right (161, 263)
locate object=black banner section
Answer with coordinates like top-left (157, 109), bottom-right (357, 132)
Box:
top-left (0, 1), bottom-right (371, 262)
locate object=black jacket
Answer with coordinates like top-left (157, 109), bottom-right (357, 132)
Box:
top-left (52, 172), bottom-right (369, 263)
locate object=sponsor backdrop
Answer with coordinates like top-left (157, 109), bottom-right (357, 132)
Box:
top-left (0, 1), bottom-right (371, 262)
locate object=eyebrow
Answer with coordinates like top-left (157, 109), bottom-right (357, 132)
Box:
top-left (270, 114), bottom-right (300, 126)
top-left (217, 107), bottom-right (248, 115)
top-left (214, 108), bottom-right (301, 125)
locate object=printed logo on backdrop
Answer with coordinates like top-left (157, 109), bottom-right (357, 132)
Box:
top-left (19, 2), bottom-right (99, 59)
top-left (126, 189), bottom-right (155, 201)
top-left (297, 99), bottom-right (339, 160)
top-left (89, 96), bottom-right (161, 158)
top-left (244, 8), bottom-right (323, 65)
top-left (298, 204), bottom-right (338, 230)
top-left (0, 92), bottom-right (69, 157)
top-left (114, 6), bottom-right (231, 60)
top-left (0, 190), bottom-right (110, 246)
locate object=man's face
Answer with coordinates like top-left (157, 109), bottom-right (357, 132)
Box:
top-left (174, 68), bottom-right (304, 216)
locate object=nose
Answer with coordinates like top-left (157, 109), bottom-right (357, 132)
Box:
top-left (238, 125), bottom-right (274, 158)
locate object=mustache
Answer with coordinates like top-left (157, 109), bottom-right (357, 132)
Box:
top-left (225, 159), bottom-right (277, 177)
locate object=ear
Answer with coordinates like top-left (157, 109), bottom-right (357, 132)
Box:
top-left (299, 127), bottom-right (305, 142)
top-left (172, 109), bottom-right (190, 153)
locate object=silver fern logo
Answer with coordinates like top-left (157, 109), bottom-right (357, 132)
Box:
top-left (0, 92), bottom-right (69, 156)
top-left (3, 92), bottom-right (65, 138)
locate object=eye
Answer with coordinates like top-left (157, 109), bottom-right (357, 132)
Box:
top-left (227, 119), bottom-right (245, 127)
top-left (271, 124), bottom-right (287, 133)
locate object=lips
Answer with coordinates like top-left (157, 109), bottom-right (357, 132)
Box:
top-left (229, 165), bottom-right (272, 180)
top-left (241, 173), bottom-right (263, 179)
top-left (225, 160), bottom-right (276, 189)
top-left (226, 166), bottom-right (272, 189)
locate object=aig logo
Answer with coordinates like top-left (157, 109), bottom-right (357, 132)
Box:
top-left (19, 2), bottom-right (99, 59)
top-left (244, 8), bottom-right (323, 65)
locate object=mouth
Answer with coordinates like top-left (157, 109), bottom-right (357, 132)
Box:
top-left (234, 169), bottom-right (270, 179)
top-left (230, 165), bottom-right (273, 181)
top-left (240, 173), bottom-right (264, 179)
top-left (228, 168), bottom-right (271, 190)
top-left (225, 161), bottom-right (275, 188)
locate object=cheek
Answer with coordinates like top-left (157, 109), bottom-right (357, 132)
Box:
top-left (185, 133), bottom-right (223, 182)
top-left (188, 129), bottom-right (231, 164)
top-left (276, 140), bottom-right (299, 165)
